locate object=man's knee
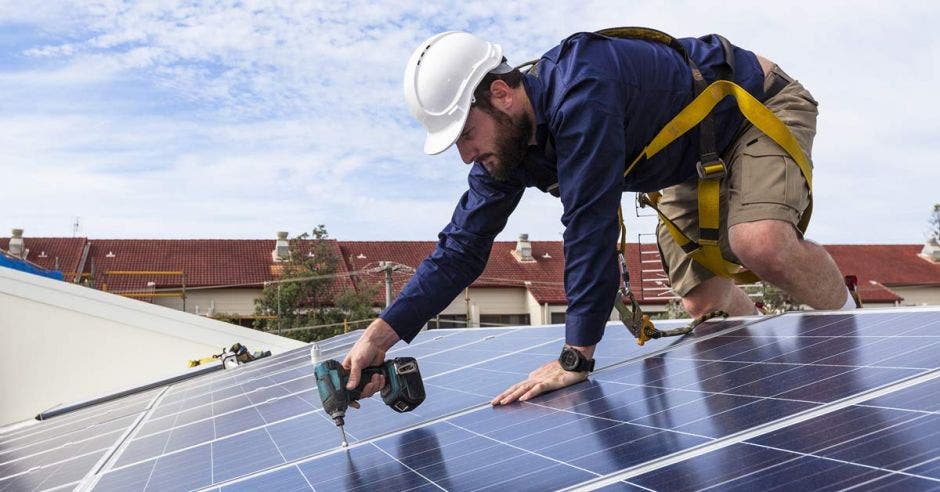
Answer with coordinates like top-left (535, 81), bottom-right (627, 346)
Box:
top-left (729, 220), bottom-right (800, 276)
top-left (681, 277), bottom-right (733, 317)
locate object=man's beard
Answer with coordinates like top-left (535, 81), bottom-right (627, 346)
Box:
top-left (480, 109), bottom-right (532, 182)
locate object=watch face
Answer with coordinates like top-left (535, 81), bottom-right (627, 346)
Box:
top-left (560, 348), bottom-right (579, 370)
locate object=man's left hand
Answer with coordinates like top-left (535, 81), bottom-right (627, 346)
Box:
top-left (491, 358), bottom-right (589, 406)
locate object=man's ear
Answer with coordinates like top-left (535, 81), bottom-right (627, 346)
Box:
top-left (488, 79), bottom-right (514, 111)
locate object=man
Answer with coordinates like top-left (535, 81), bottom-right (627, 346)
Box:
top-left (343, 30), bottom-right (853, 406)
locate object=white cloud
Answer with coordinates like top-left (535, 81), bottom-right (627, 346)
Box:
top-left (0, 0), bottom-right (938, 244)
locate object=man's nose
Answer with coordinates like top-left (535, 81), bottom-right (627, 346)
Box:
top-left (456, 141), bottom-right (474, 164)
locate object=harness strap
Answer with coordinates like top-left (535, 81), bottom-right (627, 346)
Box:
top-left (633, 79), bottom-right (814, 281)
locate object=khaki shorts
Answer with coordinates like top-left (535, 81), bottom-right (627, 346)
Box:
top-left (656, 65), bottom-right (818, 297)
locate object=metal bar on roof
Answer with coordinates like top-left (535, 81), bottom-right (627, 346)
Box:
top-left (119, 292), bottom-right (185, 298)
top-left (104, 271), bottom-right (185, 275)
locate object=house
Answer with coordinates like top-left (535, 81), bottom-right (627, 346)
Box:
top-left (3, 229), bottom-right (939, 329)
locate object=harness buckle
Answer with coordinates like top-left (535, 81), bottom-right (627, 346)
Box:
top-left (696, 155), bottom-right (726, 180)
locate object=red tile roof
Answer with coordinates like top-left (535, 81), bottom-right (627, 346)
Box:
top-left (825, 244), bottom-right (940, 287)
top-left (0, 237), bottom-right (87, 282)
top-left (80, 239), bottom-right (357, 298)
top-left (855, 281), bottom-right (903, 304)
top-left (4, 234), bottom-right (937, 308)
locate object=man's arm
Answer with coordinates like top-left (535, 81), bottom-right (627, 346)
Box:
top-left (380, 164), bottom-right (525, 342)
top-left (493, 74), bottom-right (627, 405)
top-left (344, 164), bottom-right (524, 396)
top-left (553, 79), bottom-right (626, 348)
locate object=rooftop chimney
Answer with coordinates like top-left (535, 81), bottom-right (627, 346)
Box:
top-left (9, 229), bottom-right (25, 259)
top-left (921, 239), bottom-right (940, 263)
top-left (272, 231), bottom-right (290, 262)
top-left (512, 233), bottom-right (535, 263)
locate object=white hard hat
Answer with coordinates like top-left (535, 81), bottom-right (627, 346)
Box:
top-left (403, 32), bottom-right (508, 155)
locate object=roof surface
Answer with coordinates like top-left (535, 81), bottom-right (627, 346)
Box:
top-left (0, 237), bottom-right (86, 281)
top-left (825, 244), bottom-right (940, 287)
top-left (2, 236), bottom-right (938, 305)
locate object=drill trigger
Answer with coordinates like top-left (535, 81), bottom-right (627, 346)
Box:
top-left (348, 366), bottom-right (386, 401)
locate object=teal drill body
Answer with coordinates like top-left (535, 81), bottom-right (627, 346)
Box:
top-left (313, 357), bottom-right (425, 446)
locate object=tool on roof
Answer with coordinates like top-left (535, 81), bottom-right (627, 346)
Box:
top-left (191, 342), bottom-right (271, 369)
top-left (313, 353), bottom-right (426, 447)
top-left (845, 275), bottom-right (863, 308)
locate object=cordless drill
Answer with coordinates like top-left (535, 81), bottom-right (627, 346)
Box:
top-left (313, 356), bottom-right (426, 447)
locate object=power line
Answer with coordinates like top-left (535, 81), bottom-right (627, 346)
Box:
top-left (109, 269), bottom-right (565, 295)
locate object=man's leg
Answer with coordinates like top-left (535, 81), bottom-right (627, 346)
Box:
top-left (654, 178), bottom-right (758, 319)
top-left (730, 219), bottom-right (847, 309)
top-left (681, 276), bottom-right (758, 318)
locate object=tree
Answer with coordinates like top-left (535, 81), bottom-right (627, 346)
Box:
top-left (253, 225), bottom-right (377, 342)
top-left (654, 298), bottom-right (689, 320)
top-left (757, 282), bottom-right (803, 314)
top-left (929, 203), bottom-right (940, 244)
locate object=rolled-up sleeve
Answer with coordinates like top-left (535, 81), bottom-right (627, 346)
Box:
top-left (551, 76), bottom-right (627, 347)
top-left (381, 164), bottom-right (524, 342)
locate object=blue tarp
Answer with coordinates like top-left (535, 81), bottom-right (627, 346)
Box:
top-left (0, 254), bottom-right (64, 280)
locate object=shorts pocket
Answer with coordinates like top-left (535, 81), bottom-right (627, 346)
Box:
top-left (738, 141), bottom-right (809, 210)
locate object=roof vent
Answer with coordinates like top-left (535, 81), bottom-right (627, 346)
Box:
top-left (272, 231), bottom-right (290, 262)
top-left (357, 253), bottom-right (367, 259)
top-left (511, 233), bottom-right (535, 263)
top-left (106, 251), bottom-right (116, 258)
top-left (921, 239), bottom-right (940, 263)
top-left (9, 228), bottom-right (25, 259)
top-left (542, 252), bottom-right (552, 259)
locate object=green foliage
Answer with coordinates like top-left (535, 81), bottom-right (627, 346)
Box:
top-left (653, 298), bottom-right (689, 320)
top-left (253, 225), bottom-right (377, 342)
top-left (757, 282), bottom-right (803, 314)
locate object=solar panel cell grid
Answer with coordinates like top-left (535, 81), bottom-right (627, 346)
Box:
top-left (2, 309), bottom-right (937, 491)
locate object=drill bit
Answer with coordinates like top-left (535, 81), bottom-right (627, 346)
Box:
top-left (339, 424), bottom-right (348, 447)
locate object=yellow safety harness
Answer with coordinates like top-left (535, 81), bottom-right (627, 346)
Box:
top-left (523, 27), bottom-right (814, 345)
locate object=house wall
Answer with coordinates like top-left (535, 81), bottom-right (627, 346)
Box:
top-left (892, 286), bottom-right (940, 306)
top-left (435, 287), bottom-right (529, 327)
top-left (525, 291), bottom-right (546, 325)
top-left (135, 283), bottom-right (674, 330)
top-left (154, 288), bottom-right (260, 316)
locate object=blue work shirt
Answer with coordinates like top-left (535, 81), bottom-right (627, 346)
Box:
top-left (382, 32), bottom-right (766, 346)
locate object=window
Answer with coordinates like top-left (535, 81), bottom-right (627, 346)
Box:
top-left (428, 314), bottom-right (468, 329)
top-left (550, 312), bottom-right (566, 324)
top-left (479, 314), bottom-right (530, 327)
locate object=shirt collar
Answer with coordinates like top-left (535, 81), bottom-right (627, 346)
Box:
top-left (522, 73), bottom-right (550, 148)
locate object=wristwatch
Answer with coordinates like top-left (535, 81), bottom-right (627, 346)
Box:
top-left (558, 346), bottom-right (595, 373)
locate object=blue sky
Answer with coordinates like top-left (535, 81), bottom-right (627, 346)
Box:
top-left (1, 1), bottom-right (937, 244)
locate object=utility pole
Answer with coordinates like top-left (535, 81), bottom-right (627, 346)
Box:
top-left (381, 262), bottom-right (393, 307)
top-left (465, 287), bottom-right (472, 328)
top-left (374, 262), bottom-right (415, 308)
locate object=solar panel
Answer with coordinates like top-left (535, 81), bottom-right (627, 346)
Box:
top-left (2, 308), bottom-right (937, 491)
top-left (0, 389), bottom-right (160, 491)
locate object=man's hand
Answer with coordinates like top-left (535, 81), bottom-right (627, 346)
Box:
top-left (491, 345), bottom-right (595, 406)
top-left (342, 318), bottom-right (400, 409)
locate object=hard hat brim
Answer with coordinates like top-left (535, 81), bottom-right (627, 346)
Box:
top-left (423, 116), bottom-right (466, 155)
